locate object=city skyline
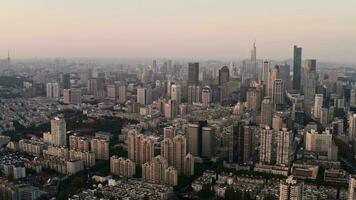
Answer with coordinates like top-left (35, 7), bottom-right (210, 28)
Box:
top-left (1, 0), bottom-right (356, 63)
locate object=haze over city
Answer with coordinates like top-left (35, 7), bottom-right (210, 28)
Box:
top-left (1, 0), bottom-right (356, 63)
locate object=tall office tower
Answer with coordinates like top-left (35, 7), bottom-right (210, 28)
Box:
top-left (303, 59), bottom-right (317, 104)
top-left (246, 88), bottom-right (262, 111)
top-left (90, 138), bottom-right (109, 160)
top-left (163, 126), bottom-right (175, 139)
top-left (305, 129), bottom-right (338, 161)
top-left (279, 63), bottom-right (291, 90)
top-left (110, 156), bottom-right (136, 178)
top-left (161, 138), bottom-right (174, 166)
top-left (188, 62), bottom-right (199, 86)
top-left (351, 88), bottom-right (356, 108)
top-left (51, 117), bottom-right (67, 147)
top-left (228, 123), bottom-right (254, 164)
top-left (261, 97), bottom-right (273, 127)
top-left (171, 84), bottom-right (182, 104)
top-left (96, 77), bottom-right (106, 97)
top-left (46, 82), bottom-right (60, 98)
top-left (63, 89), bottom-right (82, 104)
top-left (218, 66), bottom-right (230, 86)
top-left (173, 134), bottom-right (187, 174)
top-left (152, 59), bottom-right (158, 73)
top-left (259, 126), bottom-right (275, 165)
top-left (118, 82), bottom-right (127, 103)
top-left (272, 79), bottom-right (285, 106)
top-left (262, 61), bottom-right (270, 89)
top-left (107, 84), bottom-right (119, 99)
top-left (201, 86), bottom-right (212, 106)
top-left (202, 126), bottom-right (215, 158)
top-left (313, 94), bottom-right (323, 119)
top-left (137, 86), bottom-right (152, 105)
top-left (164, 99), bottom-right (177, 119)
top-left (187, 120), bottom-right (207, 157)
top-left (184, 153), bottom-right (194, 176)
top-left (293, 45), bottom-right (302, 91)
top-left (268, 65), bottom-right (280, 96)
top-left (349, 113), bottom-right (356, 142)
top-left (142, 155), bottom-right (173, 185)
top-left (348, 175), bottom-right (356, 200)
top-left (276, 128), bottom-right (293, 166)
top-left (87, 78), bottom-right (97, 95)
top-left (62, 73), bottom-right (71, 89)
top-left (127, 130), bottom-right (155, 165)
top-left (279, 176), bottom-right (304, 200)
top-left (250, 42), bottom-right (257, 76)
top-left (187, 85), bottom-right (201, 104)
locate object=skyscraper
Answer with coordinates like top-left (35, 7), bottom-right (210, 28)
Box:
top-left (218, 66), bottom-right (230, 86)
top-left (293, 45), bottom-right (302, 91)
top-left (46, 82), bottom-right (59, 98)
top-left (201, 86), bottom-right (212, 106)
top-left (161, 138), bottom-right (174, 166)
top-left (272, 79), bottom-right (285, 106)
top-left (62, 73), bottom-right (71, 89)
top-left (187, 85), bottom-right (201, 104)
top-left (349, 113), bottom-right (356, 142)
top-left (188, 62), bottom-right (199, 86)
top-left (276, 128), bottom-right (293, 166)
top-left (51, 117), bottom-right (67, 147)
top-left (137, 86), bottom-right (153, 105)
top-left (303, 59), bottom-right (317, 104)
top-left (173, 134), bottom-right (187, 174)
top-left (127, 130), bottom-right (154, 165)
top-left (187, 120), bottom-right (207, 157)
top-left (202, 126), bottom-right (215, 158)
top-left (259, 126), bottom-right (275, 165)
top-left (313, 94), bottom-right (323, 119)
top-left (183, 153), bottom-right (194, 176)
top-left (118, 82), bottom-right (127, 103)
top-left (279, 176), bottom-right (304, 200)
top-left (171, 84), bottom-right (182, 104)
top-left (261, 97), bottom-right (273, 126)
top-left (268, 65), bottom-right (280, 96)
top-left (250, 42), bottom-right (257, 76)
top-left (246, 88), bottom-right (262, 111)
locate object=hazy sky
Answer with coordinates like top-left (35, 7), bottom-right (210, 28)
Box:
top-left (0, 0), bottom-right (355, 62)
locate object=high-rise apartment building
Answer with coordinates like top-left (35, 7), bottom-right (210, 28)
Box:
top-left (110, 156), bottom-right (136, 178)
top-left (303, 59), bottom-right (317, 104)
top-left (259, 126), bottom-right (275, 165)
top-left (246, 88), bottom-right (262, 111)
top-left (46, 82), bottom-right (59, 98)
top-left (90, 138), bottom-right (109, 160)
top-left (63, 89), bottom-right (81, 104)
top-left (127, 130), bottom-right (155, 165)
top-left (50, 117), bottom-right (67, 147)
top-left (313, 94), bottom-right (323, 119)
top-left (348, 175), bottom-right (356, 200)
top-left (276, 128), bottom-right (293, 166)
top-left (261, 97), bottom-right (273, 127)
top-left (279, 176), bottom-right (304, 200)
top-left (137, 86), bottom-right (153, 105)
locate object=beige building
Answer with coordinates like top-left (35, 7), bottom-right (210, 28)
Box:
top-left (279, 176), bottom-right (304, 200)
top-left (50, 117), bottom-right (67, 147)
top-left (276, 128), bottom-right (293, 166)
top-left (183, 153), bottom-right (194, 176)
top-left (127, 130), bottom-right (154, 165)
top-left (90, 138), bottom-right (109, 160)
top-left (304, 129), bottom-right (338, 161)
top-left (142, 155), bottom-right (177, 186)
top-left (110, 156), bottom-right (136, 178)
top-left (261, 97), bottom-right (273, 127)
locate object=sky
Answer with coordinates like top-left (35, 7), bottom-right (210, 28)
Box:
top-left (0, 0), bottom-right (355, 63)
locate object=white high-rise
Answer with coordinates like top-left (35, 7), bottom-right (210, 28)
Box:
top-left (279, 176), bottom-right (304, 200)
top-left (51, 117), bottom-right (67, 147)
top-left (46, 82), bottom-right (59, 98)
top-left (313, 94), bottom-right (323, 119)
top-left (171, 84), bottom-right (182, 104)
